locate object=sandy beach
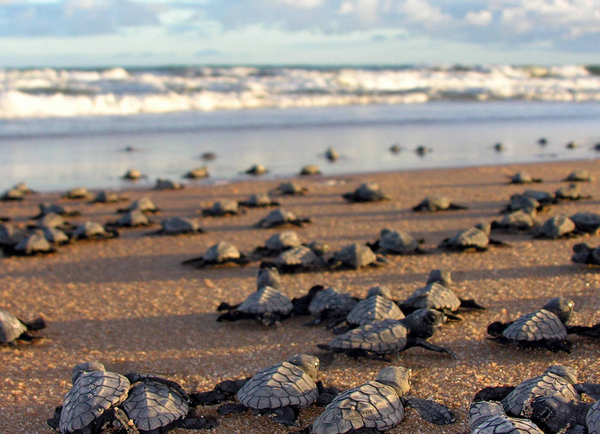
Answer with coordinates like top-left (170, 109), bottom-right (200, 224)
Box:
top-left (1, 159), bottom-right (600, 434)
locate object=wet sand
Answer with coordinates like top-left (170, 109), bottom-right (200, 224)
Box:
top-left (1, 159), bottom-right (600, 434)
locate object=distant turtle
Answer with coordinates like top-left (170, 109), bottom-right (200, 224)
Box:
top-left (245, 164), bottom-right (268, 175)
top-left (325, 147), bottom-right (339, 162)
top-left (1, 188), bottom-right (25, 201)
top-left (35, 203), bottom-right (80, 218)
top-left (300, 165), bottom-right (321, 176)
top-left (154, 178), bottom-right (184, 190)
top-left (332, 286), bottom-right (404, 334)
top-left (184, 167), bottom-right (209, 179)
top-left (538, 138), bottom-right (548, 146)
top-left (38, 227), bottom-right (70, 245)
top-left (202, 200), bottom-right (243, 217)
top-left (508, 172), bottom-right (542, 184)
top-left (399, 270), bottom-right (485, 320)
top-left (494, 142), bottom-right (505, 152)
top-left (570, 211), bottom-right (600, 233)
top-left (0, 223), bottom-right (26, 250)
top-left (533, 215), bottom-right (577, 239)
top-left (0, 309), bottom-right (46, 344)
top-left (4, 232), bottom-right (57, 256)
top-left (216, 286), bottom-right (294, 327)
top-left (13, 182), bottom-right (35, 194)
top-left (520, 190), bottom-right (556, 205)
top-left (272, 182), bottom-right (308, 196)
top-left (254, 230), bottom-right (302, 256)
top-left (572, 242), bottom-right (600, 266)
top-left (62, 187), bottom-right (92, 200)
top-left (415, 145), bottom-right (432, 155)
top-left (109, 210), bottom-right (151, 228)
top-left (238, 192), bottom-right (280, 208)
top-left (182, 241), bottom-right (249, 268)
top-left (35, 213), bottom-right (68, 229)
top-left (123, 168), bottom-right (143, 180)
top-left (260, 246), bottom-right (325, 273)
top-left (555, 183), bottom-right (591, 201)
top-left (201, 152), bottom-right (216, 161)
top-left (487, 297), bottom-right (578, 352)
top-left (317, 309), bottom-right (453, 360)
top-left (70, 222), bottom-right (119, 241)
top-left (118, 196), bottom-right (159, 214)
top-left (305, 367), bottom-right (455, 434)
top-left (256, 266), bottom-right (281, 289)
top-left (343, 182), bottom-right (390, 203)
top-left (254, 209), bottom-right (311, 229)
top-left (368, 228), bottom-right (428, 255)
top-left (154, 217), bottom-right (204, 235)
top-left (218, 354), bottom-right (327, 426)
top-left (501, 195), bottom-right (544, 214)
top-left (390, 144), bottom-right (402, 154)
top-left (565, 169), bottom-right (593, 182)
top-left (439, 227), bottom-right (506, 252)
top-left (469, 401), bottom-right (544, 434)
top-left (328, 243), bottom-right (386, 270)
top-left (491, 210), bottom-right (537, 232)
top-left (566, 141), bottom-right (578, 149)
top-left (412, 195), bottom-right (468, 212)
top-left (92, 190), bottom-right (128, 204)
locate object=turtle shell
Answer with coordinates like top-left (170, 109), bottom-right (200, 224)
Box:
top-left (469, 401), bottom-right (506, 431)
top-left (203, 242), bottom-right (240, 262)
top-left (245, 193), bottom-right (273, 207)
top-left (507, 196), bottom-right (540, 212)
top-left (278, 182), bottom-right (305, 195)
top-left (496, 210), bottom-right (536, 230)
top-left (265, 231), bottom-right (301, 251)
top-left (472, 415), bottom-right (544, 434)
top-left (73, 222), bottom-right (107, 239)
top-left (59, 371), bottom-right (130, 434)
top-left (346, 296), bottom-right (404, 326)
top-left (402, 282), bottom-right (461, 312)
top-left (522, 190), bottom-right (554, 204)
top-left (237, 361), bottom-right (318, 410)
top-left (260, 209), bottom-right (296, 227)
top-left (379, 229), bottom-right (418, 254)
top-left (161, 217), bottom-right (200, 234)
top-left (502, 309), bottom-right (567, 342)
top-left (0, 309), bottom-right (27, 344)
top-left (14, 233), bottom-right (53, 255)
top-left (121, 379), bottom-right (188, 433)
top-left (333, 244), bottom-right (377, 268)
top-left (39, 213), bottom-right (65, 229)
top-left (446, 228), bottom-right (489, 249)
top-left (308, 287), bottom-right (357, 316)
top-left (275, 246), bottom-right (321, 268)
top-left (502, 372), bottom-right (579, 417)
top-left (117, 210), bottom-right (149, 227)
top-left (570, 212), bottom-right (600, 233)
top-left (587, 401), bottom-right (600, 433)
top-left (354, 182), bottom-right (388, 201)
top-left (511, 172), bottom-right (534, 184)
top-left (311, 380), bottom-right (404, 434)
top-left (419, 195), bottom-right (451, 211)
top-left (537, 215), bottom-right (575, 238)
top-left (129, 197), bottom-right (157, 213)
top-left (237, 287), bottom-right (293, 315)
top-left (327, 319), bottom-right (408, 355)
top-left (208, 201), bottom-right (239, 215)
top-left (566, 169), bottom-right (592, 182)
top-left (155, 179), bottom-right (183, 190)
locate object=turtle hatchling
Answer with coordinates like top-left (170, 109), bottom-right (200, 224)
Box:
top-left (318, 309), bottom-right (452, 360)
top-left (4, 232), bottom-right (57, 256)
top-left (260, 246), bottom-right (325, 273)
top-left (109, 210), bottom-right (151, 228)
top-left (154, 217), bottom-right (204, 235)
top-left (439, 226), bottom-right (505, 252)
top-left (0, 223), bottom-right (26, 250)
top-left (13, 182), bottom-right (35, 194)
top-left (469, 401), bottom-right (544, 434)
top-left (368, 228), bottom-right (427, 255)
top-left (508, 172), bottom-right (542, 184)
top-left (184, 166), bottom-right (209, 179)
top-left (521, 190), bottom-right (556, 205)
top-left (255, 209), bottom-right (311, 229)
top-left (565, 169), bottom-right (593, 182)
top-left (238, 192), bottom-right (279, 208)
top-left (343, 182), bottom-right (390, 203)
top-left (300, 285), bottom-right (358, 326)
top-left (412, 195), bottom-right (468, 212)
top-left (62, 187), bottom-right (92, 200)
top-left (1, 188), bottom-right (25, 201)
top-left (530, 393), bottom-right (598, 434)
top-left (154, 178), bottom-right (183, 190)
top-left (328, 243), bottom-right (385, 270)
top-left (71, 222), bottom-right (119, 241)
top-left (202, 200), bottom-right (243, 217)
top-left (533, 215), bottom-right (577, 239)
top-left (254, 230), bottom-right (303, 256)
top-left (572, 242), bottom-right (600, 266)
top-left (123, 168), bottom-right (143, 180)
top-left (216, 286), bottom-right (293, 327)
top-left (218, 354), bottom-right (328, 426)
top-left (245, 164), bottom-right (268, 175)
top-left (491, 210), bottom-right (537, 233)
top-left (272, 181), bottom-right (308, 196)
top-left (92, 190), bottom-right (128, 204)
top-left (487, 298), bottom-right (581, 352)
top-left (300, 165), bottom-right (321, 176)
top-left (325, 147), bottom-right (339, 162)
top-left (38, 227), bottom-right (70, 245)
top-left (182, 241), bottom-right (249, 268)
top-left (304, 366), bottom-right (455, 434)
top-left (555, 183), bottom-right (591, 201)
top-left (501, 195), bottom-right (543, 214)
top-left (35, 203), bottom-right (80, 218)
top-left (570, 211), bottom-right (600, 234)
top-left (118, 196), bottom-right (159, 214)
top-left (0, 309), bottom-right (46, 344)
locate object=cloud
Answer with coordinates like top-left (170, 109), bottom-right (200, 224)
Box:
top-left (465, 10), bottom-right (493, 26)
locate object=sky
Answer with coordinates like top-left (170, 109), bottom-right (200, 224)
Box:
top-left (0, 0), bottom-right (599, 67)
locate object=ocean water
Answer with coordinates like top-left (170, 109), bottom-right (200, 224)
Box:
top-left (1, 65), bottom-right (600, 192)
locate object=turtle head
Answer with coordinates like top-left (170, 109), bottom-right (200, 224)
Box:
top-left (376, 366), bottom-right (411, 396)
top-left (530, 394), bottom-right (578, 433)
top-left (427, 269), bottom-right (452, 287)
top-left (403, 308), bottom-right (445, 339)
top-left (71, 361), bottom-right (106, 383)
top-left (288, 354), bottom-right (320, 380)
top-left (475, 222), bottom-right (491, 237)
top-left (367, 286), bottom-right (391, 299)
top-left (468, 401), bottom-right (505, 431)
top-left (546, 365), bottom-right (578, 384)
top-left (542, 297), bottom-right (574, 323)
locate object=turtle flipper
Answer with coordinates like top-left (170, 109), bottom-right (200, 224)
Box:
top-left (181, 257), bottom-right (206, 267)
top-left (47, 406), bottom-right (62, 432)
top-left (316, 380), bottom-right (340, 406)
top-left (190, 390), bottom-right (228, 406)
top-left (406, 337), bottom-right (455, 358)
top-left (332, 324), bottom-right (353, 335)
top-left (403, 396), bottom-right (455, 425)
top-left (473, 386), bottom-right (515, 402)
top-left (272, 406), bottom-right (300, 426)
top-left (575, 382), bottom-right (600, 400)
top-left (218, 402), bottom-right (249, 415)
top-left (566, 323), bottom-right (600, 338)
top-left (459, 298), bottom-right (486, 310)
top-left (217, 310), bottom-right (254, 323)
top-left (175, 416), bottom-right (219, 430)
top-left (217, 302), bottom-right (241, 312)
top-left (448, 203), bottom-right (469, 210)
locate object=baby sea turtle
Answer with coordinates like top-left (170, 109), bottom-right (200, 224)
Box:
top-left (565, 169), bottom-right (593, 182)
top-left (92, 190), bottom-right (128, 204)
top-left (390, 144), bottom-right (402, 154)
top-left (302, 286), bottom-right (358, 326)
top-left (36, 213), bottom-right (68, 230)
top-left (245, 164), bottom-right (268, 175)
top-left (570, 211), bottom-right (600, 234)
top-left (412, 195), bottom-right (468, 212)
top-left (1, 188), bottom-right (25, 201)
top-left (238, 192), bottom-right (280, 208)
top-left (530, 391), bottom-right (600, 434)
top-left (343, 182), bottom-right (390, 203)
top-left (184, 166), bottom-right (209, 179)
top-left (305, 366), bottom-right (455, 434)
top-left (62, 187), bottom-right (92, 200)
top-left (439, 227), bottom-right (505, 252)
top-left (218, 354), bottom-right (328, 426)
top-left (521, 190), bottom-right (556, 205)
top-left (123, 168), bottom-right (143, 180)
top-left (538, 138), bottom-right (548, 145)
top-left (182, 241), bottom-right (249, 268)
top-left (555, 183), bottom-right (591, 201)
top-left (154, 217), bottom-right (204, 235)
top-left (300, 165), bottom-right (321, 176)
top-left (38, 227), bottom-right (70, 245)
top-left (501, 195), bottom-right (543, 214)
top-left (368, 228), bottom-right (428, 255)
top-left (202, 200), bottom-right (243, 217)
top-left (4, 232), bottom-right (57, 256)
top-left (325, 147), bottom-right (339, 162)
top-left (399, 270), bottom-right (485, 320)
top-left (567, 141), bottom-right (578, 149)
top-left (70, 222), bottom-right (119, 241)
top-left (508, 172), bottom-right (542, 184)
top-left (0, 223), bottom-right (26, 249)
top-left (14, 182), bottom-right (35, 194)
top-left (255, 209), bottom-right (311, 229)
top-left (201, 152), bottom-right (216, 161)
top-left (254, 230), bottom-right (302, 256)
top-left (118, 196), bottom-right (159, 214)
top-left (109, 210), bottom-right (151, 228)
top-left (491, 210), bottom-right (537, 233)
top-left (154, 178), bottom-right (184, 190)
top-left (572, 242), bottom-right (600, 266)
top-left (415, 145), bottom-right (432, 155)
top-left (533, 215), bottom-right (577, 239)
top-left (35, 203), bottom-right (80, 218)
top-left (487, 298), bottom-right (578, 352)
top-left (217, 286), bottom-right (293, 327)
top-left (494, 142), bottom-right (505, 152)
top-left (260, 246), bottom-right (325, 273)
top-left (469, 401), bottom-right (544, 434)
top-left (0, 309), bottom-right (46, 344)
top-left (318, 309), bottom-right (452, 360)
top-left (328, 243), bottom-right (385, 270)
top-left (272, 182), bottom-right (308, 196)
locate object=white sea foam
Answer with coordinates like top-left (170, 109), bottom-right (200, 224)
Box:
top-left (0, 65), bottom-right (599, 119)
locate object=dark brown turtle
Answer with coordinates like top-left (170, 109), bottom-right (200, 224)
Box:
top-left (567, 141), bottom-right (578, 149)
top-left (494, 142), bottom-right (505, 152)
top-left (244, 164), bottom-right (268, 175)
top-left (570, 212), bottom-right (600, 233)
top-left (555, 183), bottom-right (591, 201)
top-left (123, 168), bottom-right (143, 180)
top-left (202, 200), bottom-right (243, 217)
top-left (530, 393), bottom-right (598, 434)
top-left (91, 190), bottom-right (128, 204)
top-left (297, 286), bottom-right (358, 326)
top-left (184, 166), bottom-right (209, 179)
top-left (238, 192), bottom-right (280, 208)
top-left (62, 187), bottom-right (92, 200)
top-left (501, 195), bottom-right (543, 214)
top-left (254, 209), bottom-right (311, 229)
top-left (521, 190), bottom-right (556, 205)
top-left (272, 182), bottom-right (308, 196)
top-left (439, 227), bottom-right (506, 252)
top-left (572, 242), bottom-right (600, 266)
top-left (200, 152), bottom-right (216, 161)
top-left (109, 210), bottom-right (151, 228)
top-left (328, 243), bottom-right (386, 270)
top-left (415, 145), bottom-right (432, 155)
top-left (368, 228), bottom-right (428, 255)
top-left (182, 241), bottom-right (249, 268)
top-left (216, 286), bottom-right (293, 327)
top-left (508, 172), bottom-right (542, 184)
top-left (412, 195), bottom-right (468, 212)
top-left (0, 309), bottom-right (46, 344)
top-left (154, 178), bottom-right (184, 190)
top-left (533, 215), bottom-right (577, 239)
top-left (390, 143), bottom-right (402, 154)
top-left (3, 232), bottom-right (57, 256)
top-left (565, 169), bottom-right (593, 182)
top-left (13, 182), bottom-right (35, 195)
top-left (117, 196), bottom-right (159, 214)
top-left (254, 230), bottom-right (302, 256)
top-left (325, 147), bottom-right (339, 162)
top-left (491, 210), bottom-right (537, 233)
top-left (0, 223), bottom-right (26, 250)
top-left (343, 182), bottom-right (390, 203)
top-left (260, 246), bottom-right (325, 273)
top-left (38, 227), bottom-right (70, 245)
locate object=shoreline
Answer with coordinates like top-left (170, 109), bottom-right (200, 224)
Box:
top-left (1, 159), bottom-right (600, 434)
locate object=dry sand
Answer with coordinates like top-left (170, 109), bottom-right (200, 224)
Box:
top-left (1, 160), bottom-right (600, 434)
